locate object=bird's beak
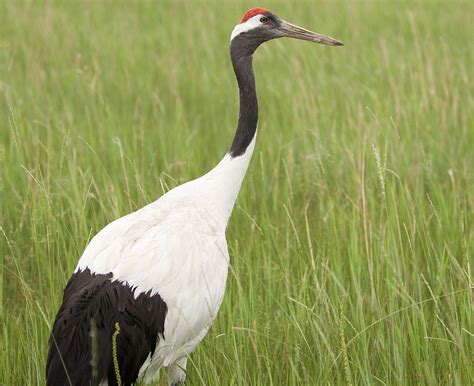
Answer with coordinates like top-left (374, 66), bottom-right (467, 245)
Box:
top-left (278, 19), bottom-right (343, 46)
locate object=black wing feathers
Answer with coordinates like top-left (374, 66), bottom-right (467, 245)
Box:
top-left (46, 268), bottom-right (167, 386)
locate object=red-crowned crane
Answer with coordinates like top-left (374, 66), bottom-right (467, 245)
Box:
top-left (46, 8), bottom-right (343, 386)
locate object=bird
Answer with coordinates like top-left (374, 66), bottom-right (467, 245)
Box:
top-left (46, 7), bottom-right (343, 386)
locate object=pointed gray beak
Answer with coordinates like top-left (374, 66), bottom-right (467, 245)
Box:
top-left (278, 20), bottom-right (343, 46)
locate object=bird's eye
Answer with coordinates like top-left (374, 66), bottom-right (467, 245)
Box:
top-left (260, 17), bottom-right (269, 23)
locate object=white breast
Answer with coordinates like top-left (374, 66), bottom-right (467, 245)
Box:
top-left (75, 184), bottom-right (230, 382)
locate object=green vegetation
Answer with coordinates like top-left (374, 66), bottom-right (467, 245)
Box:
top-left (1, 1), bottom-right (472, 384)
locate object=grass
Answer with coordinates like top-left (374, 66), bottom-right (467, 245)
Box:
top-left (1, 0), bottom-right (473, 384)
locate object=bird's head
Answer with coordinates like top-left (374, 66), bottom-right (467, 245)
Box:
top-left (231, 8), bottom-right (343, 56)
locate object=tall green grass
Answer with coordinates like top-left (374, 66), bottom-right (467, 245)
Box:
top-left (1, 1), bottom-right (472, 384)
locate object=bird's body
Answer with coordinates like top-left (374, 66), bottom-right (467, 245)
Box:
top-left (46, 8), bottom-right (342, 385)
top-left (47, 140), bottom-right (255, 384)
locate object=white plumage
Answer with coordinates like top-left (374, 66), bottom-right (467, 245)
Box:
top-left (76, 136), bottom-right (256, 383)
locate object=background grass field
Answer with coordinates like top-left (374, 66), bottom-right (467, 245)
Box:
top-left (1, 1), bottom-right (473, 384)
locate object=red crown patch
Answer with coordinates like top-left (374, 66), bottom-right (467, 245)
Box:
top-left (240, 8), bottom-right (270, 23)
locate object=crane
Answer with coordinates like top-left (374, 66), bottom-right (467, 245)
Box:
top-left (46, 8), bottom-right (343, 386)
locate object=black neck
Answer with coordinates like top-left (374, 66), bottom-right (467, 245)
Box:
top-left (228, 34), bottom-right (266, 157)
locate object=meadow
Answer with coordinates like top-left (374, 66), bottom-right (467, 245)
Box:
top-left (1, 1), bottom-right (472, 384)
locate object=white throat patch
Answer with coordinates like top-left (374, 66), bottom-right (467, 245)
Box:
top-left (230, 14), bottom-right (265, 41)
